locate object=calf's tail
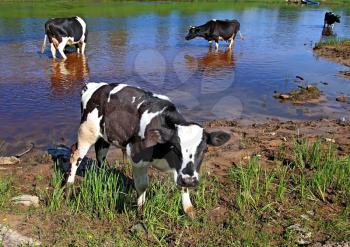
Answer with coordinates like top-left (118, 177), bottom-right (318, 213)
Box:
top-left (41, 34), bottom-right (47, 53)
top-left (238, 30), bottom-right (245, 40)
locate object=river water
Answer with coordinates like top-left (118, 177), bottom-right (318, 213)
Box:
top-left (0, 2), bottom-right (349, 149)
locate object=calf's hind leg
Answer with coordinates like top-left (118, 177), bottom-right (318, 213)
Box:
top-left (66, 112), bottom-right (101, 184)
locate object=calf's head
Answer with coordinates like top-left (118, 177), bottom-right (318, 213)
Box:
top-left (146, 124), bottom-right (230, 187)
top-left (185, 26), bottom-right (200, 40)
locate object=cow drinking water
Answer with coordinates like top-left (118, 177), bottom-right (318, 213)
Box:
top-left (185, 19), bottom-right (244, 49)
top-left (66, 82), bottom-right (231, 217)
top-left (41, 16), bottom-right (88, 60)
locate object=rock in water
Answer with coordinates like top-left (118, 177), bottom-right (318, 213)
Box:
top-left (336, 96), bottom-right (348, 103)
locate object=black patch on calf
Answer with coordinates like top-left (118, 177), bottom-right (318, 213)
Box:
top-left (182, 162), bottom-right (195, 176)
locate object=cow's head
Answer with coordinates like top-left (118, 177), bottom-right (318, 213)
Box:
top-left (335, 15), bottom-right (341, 23)
top-left (185, 26), bottom-right (200, 40)
top-left (145, 124), bottom-right (230, 187)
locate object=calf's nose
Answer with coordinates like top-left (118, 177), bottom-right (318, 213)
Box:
top-left (178, 175), bottom-right (199, 188)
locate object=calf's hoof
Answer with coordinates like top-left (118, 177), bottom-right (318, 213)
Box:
top-left (185, 206), bottom-right (195, 219)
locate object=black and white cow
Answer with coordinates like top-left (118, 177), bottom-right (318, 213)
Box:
top-left (41, 16), bottom-right (88, 60)
top-left (185, 19), bottom-right (244, 49)
top-left (324, 12), bottom-right (341, 29)
top-left (66, 82), bottom-right (230, 217)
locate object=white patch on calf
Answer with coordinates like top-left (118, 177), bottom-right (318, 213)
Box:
top-left (75, 16), bottom-right (87, 42)
top-left (81, 82), bottom-right (108, 110)
top-left (107, 84), bottom-right (128, 102)
top-left (138, 108), bottom-right (166, 139)
top-left (132, 96), bottom-right (136, 103)
top-left (137, 100), bottom-right (145, 109)
top-left (153, 93), bottom-right (171, 101)
top-left (137, 191), bottom-right (146, 208)
top-left (177, 124), bottom-right (203, 174)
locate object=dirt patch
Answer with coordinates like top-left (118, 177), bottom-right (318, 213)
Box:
top-left (273, 85), bottom-right (325, 104)
top-left (313, 40), bottom-right (350, 78)
top-left (0, 118), bottom-right (350, 245)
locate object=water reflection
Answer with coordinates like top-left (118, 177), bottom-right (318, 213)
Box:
top-left (50, 53), bottom-right (89, 96)
top-left (321, 27), bottom-right (335, 37)
top-left (185, 47), bottom-right (235, 71)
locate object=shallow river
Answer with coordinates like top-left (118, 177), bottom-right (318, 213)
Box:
top-left (0, 2), bottom-right (349, 149)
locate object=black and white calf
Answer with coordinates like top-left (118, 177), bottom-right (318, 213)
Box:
top-left (185, 19), bottom-right (244, 49)
top-left (66, 82), bottom-right (230, 216)
top-left (323, 12), bottom-right (341, 29)
top-left (41, 16), bottom-right (88, 60)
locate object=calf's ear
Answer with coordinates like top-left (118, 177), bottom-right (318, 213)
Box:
top-left (206, 131), bottom-right (231, 147)
top-left (143, 128), bottom-right (174, 148)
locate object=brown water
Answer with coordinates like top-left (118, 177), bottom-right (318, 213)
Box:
top-left (1, 2), bottom-right (350, 151)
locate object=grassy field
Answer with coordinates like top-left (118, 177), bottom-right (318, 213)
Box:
top-left (0, 138), bottom-right (349, 246)
top-left (0, 0), bottom-right (348, 18)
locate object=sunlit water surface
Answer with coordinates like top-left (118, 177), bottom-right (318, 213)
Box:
top-left (0, 2), bottom-right (350, 150)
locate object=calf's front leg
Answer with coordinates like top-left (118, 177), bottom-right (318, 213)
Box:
top-left (132, 161), bottom-right (149, 209)
top-left (181, 187), bottom-right (194, 218)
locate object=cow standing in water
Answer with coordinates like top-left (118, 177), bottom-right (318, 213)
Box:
top-left (323, 12), bottom-right (341, 29)
top-left (185, 19), bottom-right (244, 49)
top-left (66, 82), bottom-right (230, 217)
top-left (41, 16), bottom-right (88, 60)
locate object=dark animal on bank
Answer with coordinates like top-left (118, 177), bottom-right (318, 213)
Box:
top-left (185, 19), bottom-right (244, 49)
top-left (66, 82), bottom-right (231, 217)
top-left (324, 12), bottom-right (341, 29)
top-left (41, 16), bottom-right (88, 60)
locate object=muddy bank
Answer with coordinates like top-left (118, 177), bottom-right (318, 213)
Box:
top-left (0, 118), bottom-right (350, 246)
top-left (1, 118), bottom-right (350, 187)
top-left (314, 40), bottom-right (350, 78)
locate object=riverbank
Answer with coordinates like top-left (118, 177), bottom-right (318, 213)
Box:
top-left (314, 38), bottom-right (350, 78)
top-left (0, 118), bottom-right (349, 246)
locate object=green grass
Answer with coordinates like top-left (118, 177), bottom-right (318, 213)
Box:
top-left (1, 137), bottom-right (349, 245)
top-left (314, 38), bottom-right (350, 51)
top-left (0, 177), bottom-right (12, 209)
top-left (230, 139), bottom-right (350, 212)
top-left (0, 0), bottom-right (348, 19)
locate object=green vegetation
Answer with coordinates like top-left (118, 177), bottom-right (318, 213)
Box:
top-left (0, 0), bottom-right (348, 19)
top-left (314, 38), bottom-right (350, 51)
top-left (0, 177), bottom-right (12, 209)
top-left (0, 138), bottom-right (349, 245)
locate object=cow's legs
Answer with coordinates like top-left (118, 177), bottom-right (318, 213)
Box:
top-left (66, 111), bottom-right (101, 184)
top-left (228, 39), bottom-right (234, 49)
top-left (181, 187), bottom-right (194, 218)
top-left (57, 38), bottom-right (68, 60)
top-left (208, 40), bottom-right (213, 47)
top-left (50, 43), bottom-right (57, 59)
top-left (95, 138), bottom-right (110, 167)
top-left (75, 44), bottom-right (80, 53)
top-left (238, 31), bottom-right (245, 40)
top-left (81, 42), bottom-right (87, 55)
top-left (132, 161), bottom-right (149, 208)
top-left (215, 41), bottom-right (219, 50)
